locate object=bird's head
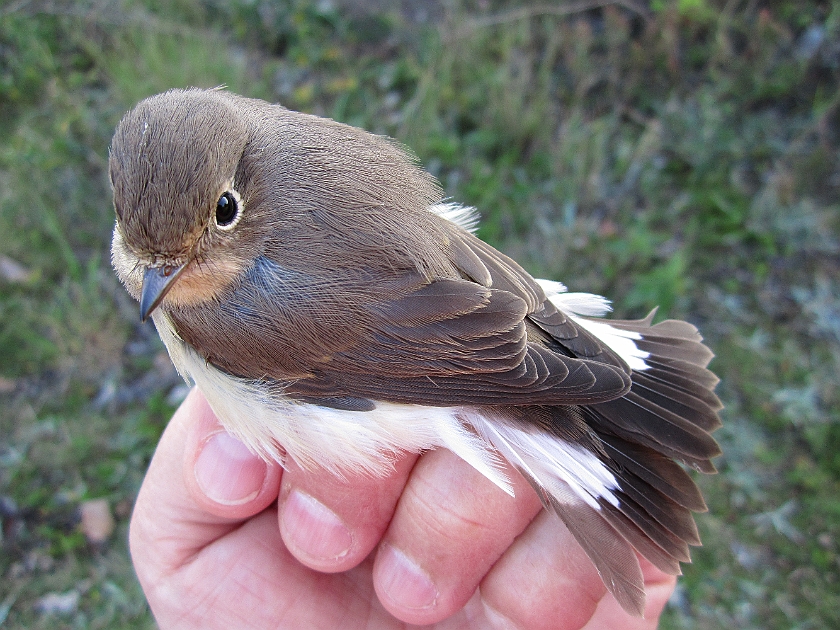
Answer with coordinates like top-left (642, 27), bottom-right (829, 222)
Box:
top-left (109, 88), bottom-right (263, 320)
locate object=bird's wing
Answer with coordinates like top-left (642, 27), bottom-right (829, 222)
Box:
top-left (445, 228), bottom-right (632, 364)
top-left (286, 276), bottom-right (633, 407)
top-left (282, 225), bottom-right (648, 407)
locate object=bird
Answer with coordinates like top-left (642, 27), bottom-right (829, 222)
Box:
top-left (110, 87), bottom-right (722, 617)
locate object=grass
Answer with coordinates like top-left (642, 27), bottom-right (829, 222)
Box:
top-left (1, 0), bottom-right (839, 627)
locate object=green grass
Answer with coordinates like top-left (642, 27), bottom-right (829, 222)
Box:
top-left (1, 1), bottom-right (839, 627)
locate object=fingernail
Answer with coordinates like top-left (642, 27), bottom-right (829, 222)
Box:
top-left (194, 431), bottom-right (267, 505)
top-left (378, 544), bottom-right (439, 610)
top-left (281, 490), bottom-right (353, 561)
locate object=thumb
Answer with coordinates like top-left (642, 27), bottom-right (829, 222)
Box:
top-left (183, 388), bottom-right (283, 519)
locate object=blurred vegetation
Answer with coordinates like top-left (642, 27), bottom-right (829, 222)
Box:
top-left (1, 0), bottom-right (838, 627)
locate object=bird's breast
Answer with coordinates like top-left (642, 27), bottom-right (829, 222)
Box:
top-left (164, 254), bottom-right (249, 308)
top-left (164, 255), bottom-right (384, 380)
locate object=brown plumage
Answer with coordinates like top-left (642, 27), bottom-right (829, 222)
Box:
top-left (110, 88), bottom-right (722, 616)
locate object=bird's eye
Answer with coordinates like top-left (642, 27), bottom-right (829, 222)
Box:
top-left (215, 191), bottom-right (239, 228)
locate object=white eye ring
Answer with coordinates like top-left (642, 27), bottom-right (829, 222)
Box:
top-left (214, 188), bottom-right (243, 231)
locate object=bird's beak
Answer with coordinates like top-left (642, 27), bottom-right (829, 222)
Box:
top-left (140, 263), bottom-right (186, 322)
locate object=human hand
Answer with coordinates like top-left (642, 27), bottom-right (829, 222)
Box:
top-left (129, 388), bottom-right (676, 628)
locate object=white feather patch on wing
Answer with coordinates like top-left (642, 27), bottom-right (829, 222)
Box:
top-left (465, 412), bottom-right (620, 510)
top-left (152, 311), bottom-right (512, 490)
top-left (429, 202), bottom-right (480, 233)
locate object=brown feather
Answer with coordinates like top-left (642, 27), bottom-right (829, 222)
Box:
top-left (598, 501), bottom-right (687, 574)
top-left (601, 435), bottom-right (708, 512)
top-left (542, 478), bottom-right (647, 617)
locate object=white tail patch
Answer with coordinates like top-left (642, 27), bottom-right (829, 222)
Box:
top-left (571, 316), bottom-right (650, 371)
top-left (429, 202), bottom-right (480, 233)
top-left (551, 292), bottom-right (613, 317)
top-left (537, 279), bottom-right (613, 317)
top-left (535, 278), bottom-right (568, 298)
top-left (537, 278), bottom-right (649, 371)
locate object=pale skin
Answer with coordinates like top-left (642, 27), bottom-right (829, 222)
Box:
top-left (129, 388), bottom-right (676, 628)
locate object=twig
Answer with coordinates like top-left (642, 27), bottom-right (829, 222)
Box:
top-left (0, 0), bottom-right (208, 38)
top-left (443, 0), bottom-right (652, 41)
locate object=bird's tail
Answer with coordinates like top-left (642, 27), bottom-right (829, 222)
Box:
top-left (465, 313), bottom-right (722, 617)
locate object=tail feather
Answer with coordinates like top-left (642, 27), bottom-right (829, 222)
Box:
top-left (598, 500), bottom-right (685, 573)
top-left (540, 475), bottom-right (647, 618)
top-left (607, 316), bottom-right (714, 366)
top-left (608, 470), bottom-right (701, 546)
top-left (644, 355), bottom-right (719, 386)
top-left (588, 405), bottom-right (719, 474)
top-left (635, 367), bottom-right (723, 425)
top-left (599, 434), bottom-right (708, 511)
top-left (636, 337), bottom-right (714, 368)
top-left (581, 314), bottom-right (722, 463)
top-left (630, 372), bottom-right (721, 431)
top-left (469, 413), bottom-right (678, 616)
top-left (591, 392), bottom-right (721, 461)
